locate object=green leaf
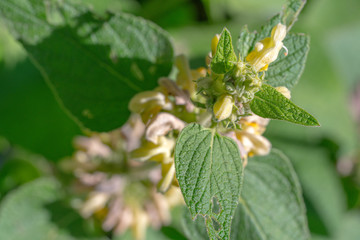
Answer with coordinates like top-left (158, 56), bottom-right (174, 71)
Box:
top-left (0, 178), bottom-right (106, 240)
top-left (269, 138), bottom-right (346, 235)
top-left (0, 0), bottom-right (174, 131)
top-left (181, 208), bottom-right (208, 240)
top-left (237, 1), bottom-right (308, 89)
top-left (232, 149), bottom-right (310, 240)
top-left (211, 28), bottom-right (237, 74)
top-left (250, 84), bottom-right (319, 126)
top-left (174, 123), bottom-right (243, 240)
top-left (266, 33), bottom-right (310, 89)
top-left (181, 150), bottom-right (310, 240)
top-left (237, 26), bottom-right (256, 61)
top-left (281, 0), bottom-right (306, 30)
top-left (0, 59), bottom-right (81, 160)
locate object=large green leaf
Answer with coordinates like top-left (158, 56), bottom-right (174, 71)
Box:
top-left (175, 123), bottom-right (243, 240)
top-left (0, 178), bottom-right (106, 240)
top-left (250, 84), bottom-right (319, 126)
top-left (211, 28), bottom-right (237, 74)
top-left (181, 150), bottom-right (310, 240)
top-left (268, 137), bottom-right (346, 236)
top-left (0, 0), bottom-right (174, 131)
top-left (232, 149), bottom-right (310, 240)
top-left (0, 59), bottom-right (81, 160)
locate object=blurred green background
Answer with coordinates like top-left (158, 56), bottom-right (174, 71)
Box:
top-left (1, 0), bottom-right (360, 239)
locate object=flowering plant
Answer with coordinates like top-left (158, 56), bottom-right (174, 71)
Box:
top-left (0, 0), bottom-right (326, 239)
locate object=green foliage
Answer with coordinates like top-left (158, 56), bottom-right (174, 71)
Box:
top-left (0, 178), bottom-right (105, 240)
top-left (211, 28), bottom-right (237, 74)
top-left (174, 123), bottom-right (243, 240)
top-left (281, 0), bottom-right (306, 29)
top-left (181, 150), bottom-right (310, 240)
top-left (237, 0), bottom-right (310, 89)
top-left (0, 59), bottom-right (81, 160)
top-left (0, 0), bottom-right (174, 131)
top-left (233, 150), bottom-right (310, 240)
top-left (266, 33), bottom-right (310, 88)
top-left (250, 84), bottom-right (319, 126)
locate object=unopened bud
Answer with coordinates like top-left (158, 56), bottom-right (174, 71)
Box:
top-left (275, 86), bottom-right (291, 99)
top-left (213, 95), bottom-right (234, 121)
top-left (211, 34), bottom-right (220, 57)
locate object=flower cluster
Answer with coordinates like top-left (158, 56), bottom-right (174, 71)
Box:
top-left (61, 130), bottom-right (183, 240)
top-left (63, 22), bottom-right (292, 240)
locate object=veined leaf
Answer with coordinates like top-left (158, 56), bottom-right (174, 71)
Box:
top-left (211, 28), bottom-right (237, 74)
top-left (181, 150), bottom-right (310, 240)
top-left (175, 123), bottom-right (243, 240)
top-left (266, 33), bottom-right (310, 88)
top-left (237, 0), bottom-right (309, 89)
top-left (232, 150), bottom-right (310, 240)
top-left (0, 0), bottom-right (174, 131)
top-left (250, 84), bottom-right (319, 126)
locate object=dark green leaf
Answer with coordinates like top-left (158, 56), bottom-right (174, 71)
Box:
top-left (250, 84), bottom-right (319, 126)
top-left (232, 149), bottom-right (310, 240)
top-left (175, 123), bottom-right (243, 240)
top-left (0, 59), bottom-right (81, 160)
top-left (211, 28), bottom-right (237, 74)
top-left (0, 0), bottom-right (174, 131)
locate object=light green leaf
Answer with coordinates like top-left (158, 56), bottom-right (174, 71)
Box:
top-left (232, 149), bottom-right (310, 240)
top-left (174, 123), bottom-right (243, 240)
top-left (0, 0), bottom-right (174, 131)
top-left (211, 28), bottom-right (237, 74)
top-left (250, 84), bottom-right (319, 126)
top-left (266, 33), bottom-right (310, 88)
top-left (0, 178), bottom-right (106, 240)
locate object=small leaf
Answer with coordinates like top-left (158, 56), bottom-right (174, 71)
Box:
top-left (266, 33), bottom-right (310, 88)
top-left (232, 150), bottom-right (310, 240)
top-left (211, 28), bottom-right (237, 74)
top-left (175, 123), bottom-right (243, 240)
top-left (250, 84), bottom-right (320, 126)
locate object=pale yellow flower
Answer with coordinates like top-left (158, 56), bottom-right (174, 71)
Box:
top-left (275, 86), bottom-right (291, 99)
top-left (246, 23), bottom-right (287, 72)
top-left (130, 136), bottom-right (175, 164)
top-left (129, 91), bottom-right (172, 123)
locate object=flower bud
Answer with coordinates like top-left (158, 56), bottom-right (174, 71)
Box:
top-left (275, 86), bottom-right (291, 99)
top-left (213, 94), bottom-right (234, 121)
top-left (211, 34), bottom-right (220, 57)
top-left (246, 23), bottom-right (287, 72)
